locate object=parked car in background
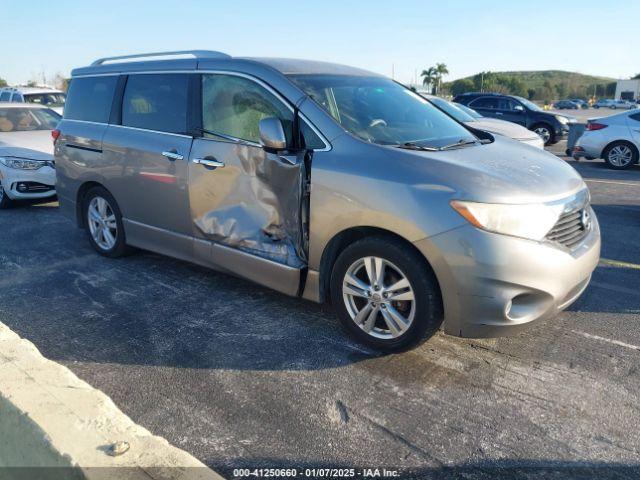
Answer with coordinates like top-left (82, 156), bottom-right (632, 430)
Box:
top-left (454, 92), bottom-right (574, 145)
top-left (0, 104), bottom-right (59, 208)
top-left (569, 99), bottom-right (590, 109)
top-left (54, 51), bottom-right (600, 351)
top-left (0, 86), bottom-right (66, 115)
top-left (611, 99), bottom-right (638, 110)
top-left (593, 99), bottom-right (615, 109)
top-left (426, 96), bottom-right (544, 148)
top-left (574, 110), bottom-right (640, 169)
top-left (554, 100), bottom-right (580, 110)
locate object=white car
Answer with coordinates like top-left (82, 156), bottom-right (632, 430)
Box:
top-left (611, 99), bottom-right (638, 110)
top-left (573, 110), bottom-right (640, 169)
top-left (426, 97), bottom-right (544, 148)
top-left (0, 104), bottom-right (59, 208)
top-left (0, 86), bottom-right (66, 115)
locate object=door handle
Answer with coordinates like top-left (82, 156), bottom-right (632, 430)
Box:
top-left (193, 157), bottom-right (225, 169)
top-left (162, 150), bottom-right (184, 161)
top-left (495, 112), bottom-right (504, 116)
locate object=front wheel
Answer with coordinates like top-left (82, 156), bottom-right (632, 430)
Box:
top-left (330, 236), bottom-right (443, 352)
top-left (603, 141), bottom-right (638, 170)
top-left (83, 186), bottom-right (130, 257)
top-left (0, 183), bottom-right (13, 209)
top-left (532, 124), bottom-right (555, 146)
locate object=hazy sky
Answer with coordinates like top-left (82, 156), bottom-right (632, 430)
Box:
top-left (1, 0), bottom-right (638, 85)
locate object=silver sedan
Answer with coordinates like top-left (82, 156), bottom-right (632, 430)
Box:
top-left (574, 110), bottom-right (640, 169)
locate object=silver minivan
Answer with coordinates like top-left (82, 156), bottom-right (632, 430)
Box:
top-left (54, 51), bottom-right (601, 351)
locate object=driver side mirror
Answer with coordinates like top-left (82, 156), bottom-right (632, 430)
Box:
top-left (513, 105), bottom-right (525, 112)
top-left (259, 117), bottom-right (287, 151)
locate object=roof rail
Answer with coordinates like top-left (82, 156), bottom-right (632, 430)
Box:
top-left (91, 50), bottom-right (231, 66)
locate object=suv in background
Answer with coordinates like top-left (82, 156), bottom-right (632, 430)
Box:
top-left (454, 92), bottom-right (573, 145)
top-left (54, 51), bottom-right (600, 351)
top-left (593, 99), bottom-right (615, 109)
top-left (0, 86), bottom-right (66, 115)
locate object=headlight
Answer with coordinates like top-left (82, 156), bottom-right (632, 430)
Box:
top-left (0, 156), bottom-right (47, 170)
top-left (555, 115), bottom-right (569, 125)
top-left (450, 200), bottom-right (564, 241)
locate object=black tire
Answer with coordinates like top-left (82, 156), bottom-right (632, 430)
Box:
top-left (0, 184), bottom-right (13, 209)
top-left (330, 236), bottom-right (443, 352)
top-left (531, 123), bottom-right (555, 146)
top-left (603, 141), bottom-right (638, 170)
top-left (82, 186), bottom-right (131, 257)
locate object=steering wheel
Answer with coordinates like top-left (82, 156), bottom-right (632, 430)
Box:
top-left (369, 118), bottom-right (387, 128)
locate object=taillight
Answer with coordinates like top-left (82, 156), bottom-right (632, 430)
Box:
top-left (586, 122), bottom-right (608, 131)
top-left (51, 129), bottom-right (61, 144)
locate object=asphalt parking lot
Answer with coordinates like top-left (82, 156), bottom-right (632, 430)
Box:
top-left (1, 146), bottom-right (639, 478)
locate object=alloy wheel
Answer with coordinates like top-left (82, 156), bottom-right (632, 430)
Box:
top-left (608, 145), bottom-right (633, 167)
top-left (87, 196), bottom-right (118, 251)
top-left (534, 126), bottom-right (551, 144)
top-left (342, 256), bottom-right (416, 339)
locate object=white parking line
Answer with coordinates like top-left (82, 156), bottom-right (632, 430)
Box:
top-left (571, 330), bottom-right (640, 352)
top-left (584, 179), bottom-right (640, 187)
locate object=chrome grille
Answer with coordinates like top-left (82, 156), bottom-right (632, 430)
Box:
top-left (545, 207), bottom-right (589, 249)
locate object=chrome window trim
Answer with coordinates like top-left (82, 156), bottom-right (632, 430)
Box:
top-left (70, 70), bottom-right (332, 152)
top-left (108, 123), bottom-right (192, 139)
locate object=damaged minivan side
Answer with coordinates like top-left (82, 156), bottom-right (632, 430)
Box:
top-left (55, 51), bottom-right (600, 352)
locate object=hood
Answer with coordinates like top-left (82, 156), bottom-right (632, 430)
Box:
top-left (0, 130), bottom-right (54, 156)
top-left (386, 135), bottom-right (585, 204)
top-left (466, 118), bottom-right (539, 140)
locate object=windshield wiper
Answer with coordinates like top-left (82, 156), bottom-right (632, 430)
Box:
top-left (437, 139), bottom-right (481, 151)
top-left (396, 142), bottom-right (439, 152)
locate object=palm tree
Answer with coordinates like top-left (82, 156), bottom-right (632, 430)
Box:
top-left (421, 67), bottom-right (437, 94)
top-left (435, 63), bottom-right (449, 95)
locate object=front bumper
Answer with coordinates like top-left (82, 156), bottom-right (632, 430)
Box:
top-left (0, 165), bottom-right (56, 200)
top-left (414, 210), bottom-right (600, 338)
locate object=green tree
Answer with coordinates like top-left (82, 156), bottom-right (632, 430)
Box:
top-left (633, 73), bottom-right (640, 79)
top-left (450, 78), bottom-right (475, 97)
top-left (435, 62), bottom-right (449, 95)
top-left (420, 67), bottom-right (437, 94)
top-left (554, 82), bottom-right (568, 99)
top-left (0, 77), bottom-right (6, 88)
top-left (527, 88), bottom-right (536, 100)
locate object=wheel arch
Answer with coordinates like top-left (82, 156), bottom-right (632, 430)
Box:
top-left (317, 226), bottom-right (443, 307)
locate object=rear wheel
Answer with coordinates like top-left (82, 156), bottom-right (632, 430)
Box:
top-left (330, 236), bottom-right (443, 352)
top-left (0, 183), bottom-right (13, 209)
top-left (603, 141), bottom-right (638, 170)
top-left (83, 186), bottom-right (130, 257)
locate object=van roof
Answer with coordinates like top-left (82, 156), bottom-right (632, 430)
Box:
top-left (72, 50), bottom-right (380, 78)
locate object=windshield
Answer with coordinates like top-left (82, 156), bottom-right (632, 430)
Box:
top-left (455, 103), bottom-right (483, 119)
top-left (24, 92), bottom-right (66, 108)
top-left (427, 96), bottom-right (476, 123)
top-left (515, 96), bottom-right (542, 112)
top-left (0, 107), bottom-right (61, 132)
top-left (288, 74), bottom-right (476, 148)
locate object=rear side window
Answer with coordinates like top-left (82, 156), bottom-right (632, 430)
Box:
top-left (11, 94), bottom-right (22, 103)
top-left (630, 113), bottom-right (640, 122)
top-left (202, 74), bottom-right (294, 144)
top-left (122, 74), bottom-right (188, 134)
top-left (0, 91), bottom-right (10, 101)
top-left (64, 76), bottom-right (117, 122)
top-left (470, 97), bottom-right (500, 109)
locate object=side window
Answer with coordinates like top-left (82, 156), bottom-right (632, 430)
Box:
top-left (64, 76), bottom-right (117, 122)
top-left (300, 121), bottom-right (326, 149)
top-left (469, 97), bottom-right (499, 109)
top-left (122, 74), bottom-right (188, 134)
top-left (11, 94), bottom-right (23, 103)
top-left (0, 91), bottom-right (11, 102)
top-left (202, 74), bottom-right (293, 145)
top-left (630, 113), bottom-right (640, 122)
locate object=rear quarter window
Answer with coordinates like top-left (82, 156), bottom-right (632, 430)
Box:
top-left (64, 76), bottom-right (117, 123)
